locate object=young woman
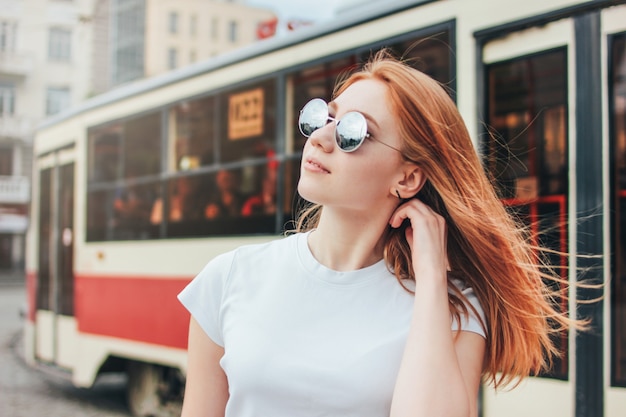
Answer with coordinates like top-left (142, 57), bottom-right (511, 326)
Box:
top-left (178, 50), bottom-right (576, 417)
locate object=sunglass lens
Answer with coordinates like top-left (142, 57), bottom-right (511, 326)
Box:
top-left (335, 112), bottom-right (367, 152)
top-left (299, 98), bottom-right (328, 137)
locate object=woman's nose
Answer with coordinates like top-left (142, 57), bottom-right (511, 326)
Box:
top-left (307, 122), bottom-right (335, 152)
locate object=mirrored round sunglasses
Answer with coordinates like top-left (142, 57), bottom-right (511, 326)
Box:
top-left (299, 98), bottom-right (409, 154)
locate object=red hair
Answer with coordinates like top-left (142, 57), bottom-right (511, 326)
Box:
top-left (296, 50), bottom-right (584, 389)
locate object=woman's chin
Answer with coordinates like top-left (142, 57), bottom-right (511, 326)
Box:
top-left (296, 182), bottom-right (321, 205)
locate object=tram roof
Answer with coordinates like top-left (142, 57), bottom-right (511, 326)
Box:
top-left (39, 0), bottom-right (433, 130)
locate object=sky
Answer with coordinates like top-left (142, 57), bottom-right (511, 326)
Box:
top-left (245, 0), bottom-right (347, 23)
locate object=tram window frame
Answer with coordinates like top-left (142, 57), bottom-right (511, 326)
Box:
top-left (86, 110), bottom-right (164, 242)
top-left (610, 31), bottom-right (626, 388)
top-left (484, 48), bottom-right (569, 380)
top-left (86, 78), bottom-right (281, 241)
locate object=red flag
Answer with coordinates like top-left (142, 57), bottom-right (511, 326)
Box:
top-left (257, 17), bottom-right (278, 39)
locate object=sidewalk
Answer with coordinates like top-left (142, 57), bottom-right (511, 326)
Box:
top-left (0, 269), bottom-right (25, 286)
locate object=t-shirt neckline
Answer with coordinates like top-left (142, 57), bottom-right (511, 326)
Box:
top-left (295, 231), bottom-right (390, 287)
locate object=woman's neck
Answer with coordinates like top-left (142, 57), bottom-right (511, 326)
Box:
top-left (307, 208), bottom-right (392, 272)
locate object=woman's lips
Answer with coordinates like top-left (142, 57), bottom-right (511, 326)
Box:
top-left (304, 157), bottom-right (330, 173)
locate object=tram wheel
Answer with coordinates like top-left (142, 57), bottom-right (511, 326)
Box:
top-left (127, 361), bottom-right (162, 417)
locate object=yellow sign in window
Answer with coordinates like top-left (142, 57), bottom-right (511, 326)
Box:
top-left (228, 88), bottom-right (264, 140)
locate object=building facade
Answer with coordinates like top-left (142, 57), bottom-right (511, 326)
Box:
top-left (0, 0), bottom-right (95, 273)
top-left (91, 0), bottom-right (276, 94)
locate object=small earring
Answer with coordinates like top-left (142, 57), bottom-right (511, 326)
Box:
top-left (396, 190), bottom-right (402, 200)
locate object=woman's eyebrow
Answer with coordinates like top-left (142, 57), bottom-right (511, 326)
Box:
top-left (360, 111), bottom-right (380, 130)
top-left (328, 100), bottom-right (381, 130)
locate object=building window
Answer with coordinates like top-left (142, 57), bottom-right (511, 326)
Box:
top-left (611, 32), bottom-right (626, 387)
top-left (211, 17), bottom-right (219, 40)
top-left (0, 148), bottom-right (12, 176)
top-left (0, 20), bottom-right (17, 52)
top-left (46, 87), bottom-right (70, 116)
top-left (111, 0), bottom-right (145, 86)
top-left (228, 20), bottom-right (238, 43)
top-left (0, 84), bottom-right (16, 116)
top-left (48, 28), bottom-right (72, 61)
top-left (190, 15), bottom-right (197, 36)
top-left (168, 48), bottom-right (177, 70)
top-left (169, 11), bottom-right (178, 34)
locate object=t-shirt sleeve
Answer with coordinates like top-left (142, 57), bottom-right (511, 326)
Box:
top-left (177, 251), bottom-right (235, 347)
top-left (450, 282), bottom-right (487, 338)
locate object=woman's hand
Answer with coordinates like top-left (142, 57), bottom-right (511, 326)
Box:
top-left (388, 198), bottom-right (449, 282)
top-left (389, 199), bottom-right (484, 417)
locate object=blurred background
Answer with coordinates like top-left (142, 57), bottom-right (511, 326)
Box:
top-left (0, 1), bottom-right (625, 417)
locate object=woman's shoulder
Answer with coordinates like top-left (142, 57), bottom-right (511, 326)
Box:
top-left (201, 232), bottom-right (302, 275)
top-left (232, 232), bottom-right (301, 259)
top-left (191, 233), bottom-right (302, 286)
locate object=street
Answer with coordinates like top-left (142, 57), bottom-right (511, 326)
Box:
top-left (0, 282), bottom-right (132, 417)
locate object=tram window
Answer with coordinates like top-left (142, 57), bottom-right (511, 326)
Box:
top-left (485, 48), bottom-right (569, 380)
top-left (151, 175), bottom-right (206, 224)
top-left (87, 182), bottom-right (159, 241)
top-left (219, 79), bottom-right (277, 163)
top-left (611, 32), bottom-right (626, 387)
top-left (169, 96), bottom-right (216, 171)
top-left (164, 165), bottom-right (277, 238)
top-left (360, 31), bottom-right (453, 90)
top-left (86, 190), bottom-right (108, 241)
top-left (124, 112), bottom-right (161, 178)
top-left (89, 125), bottom-right (122, 182)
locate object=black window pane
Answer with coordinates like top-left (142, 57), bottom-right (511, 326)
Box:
top-left (485, 48), bottom-right (569, 379)
top-left (89, 125), bottom-right (122, 182)
top-left (170, 96), bottom-right (215, 171)
top-left (367, 31), bottom-right (452, 88)
top-left (124, 112), bottom-right (161, 178)
top-left (37, 168), bottom-right (52, 311)
top-left (611, 32), bottom-right (626, 387)
top-left (58, 163), bottom-right (74, 315)
top-left (163, 166), bottom-right (277, 238)
top-left (87, 183), bottom-right (159, 241)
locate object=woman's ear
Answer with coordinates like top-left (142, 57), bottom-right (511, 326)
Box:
top-left (395, 164), bottom-right (426, 198)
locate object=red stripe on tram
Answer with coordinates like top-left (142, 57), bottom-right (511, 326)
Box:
top-left (75, 275), bottom-right (192, 349)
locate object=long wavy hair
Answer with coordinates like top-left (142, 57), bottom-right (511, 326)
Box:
top-left (294, 50), bottom-right (584, 389)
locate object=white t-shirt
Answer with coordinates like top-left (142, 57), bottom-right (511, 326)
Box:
top-left (178, 232), bottom-right (485, 417)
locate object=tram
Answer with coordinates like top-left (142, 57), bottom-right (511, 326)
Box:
top-left (24, 0), bottom-right (626, 416)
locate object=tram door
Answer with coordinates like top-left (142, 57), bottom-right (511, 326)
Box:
top-left (479, 18), bottom-right (576, 417)
top-left (35, 149), bottom-right (75, 366)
